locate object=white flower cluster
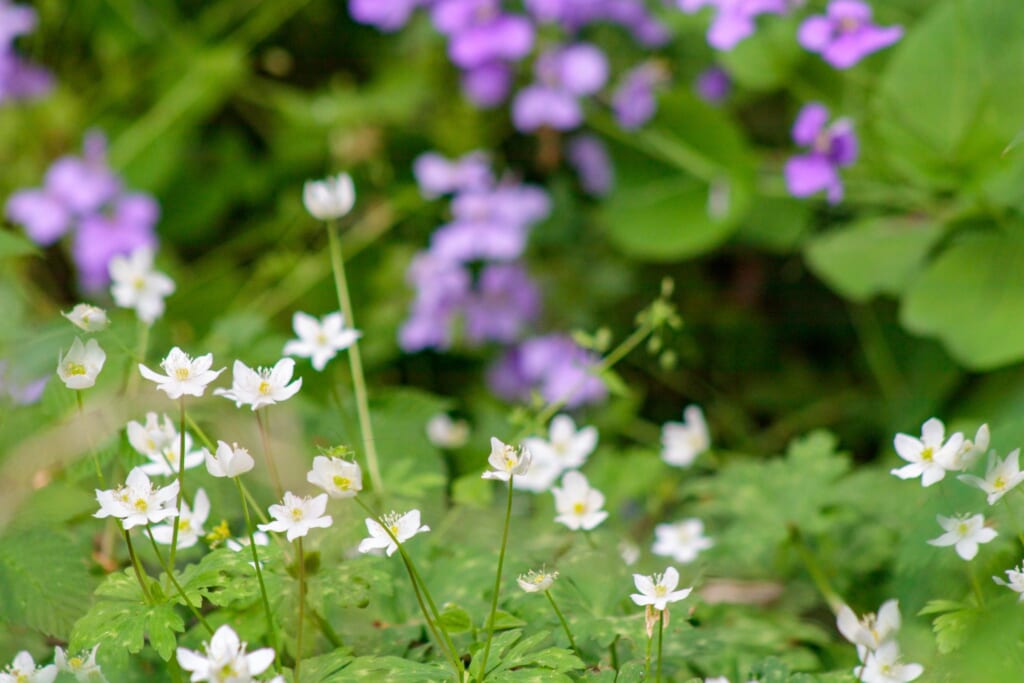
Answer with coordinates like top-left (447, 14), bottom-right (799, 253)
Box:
top-left (2, 645), bottom-right (109, 683)
top-left (837, 600), bottom-right (922, 683)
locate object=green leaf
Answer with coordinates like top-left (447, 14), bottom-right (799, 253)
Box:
top-left (805, 217), bottom-right (944, 301)
top-left (330, 655), bottom-right (448, 681)
top-left (437, 604), bottom-right (473, 633)
top-left (490, 610), bottom-right (527, 631)
top-left (0, 528), bottom-right (96, 638)
top-left (301, 648), bottom-right (356, 682)
top-left (718, 17), bottom-right (804, 92)
top-left (615, 661), bottom-right (647, 683)
top-left (0, 230), bottom-right (38, 260)
top-left (901, 233), bottom-right (1024, 369)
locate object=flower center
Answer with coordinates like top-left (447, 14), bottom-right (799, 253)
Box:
top-left (66, 361), bottom-right (88, 376)
top-left (316, 333), bottom-right (328, 345)
top-left (333, 475), bottom-right (351, 490)
top-left (654, 584), bottom-right (667, 597)
top-left (133, 276), bottom-right (146, 290)
top-left (838, 15), bottom-right (860, 33)
top-left (134, 498), bottom-right (148, 511)
top-left (69, 657), bottom-right (83, 669)
top-left (958, 522), bottom-right (969, 535)
top-left (389, 524), bottom-right (400, 535)
top-left (920, 447), bottom-right (934, 462)
top-left (994, 475), bottom-right (1006, 490)
top-left (573, 502), bottom-right (586, 515)
top-left (258, 380), bottom-right (272, 395)
top-left (174, 367), bottom-right (191, 380)
top-left (291, 507), bottom-right (304, 520)
top-left (179, 519), bottom-right (192, 532)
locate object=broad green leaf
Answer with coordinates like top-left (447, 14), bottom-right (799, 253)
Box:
top-left (901, 234), bottom-right (1024, 369)
top-left (718, 17), bottom-right (804, 92)
top-left (0, 230), bottom-right (38, 260)
top-left (331, 655), bottom-right (448, 681)
top-left (804, 217), bottom-right (944, 301)
top-left (301, 649), bottom-right (356, 682)
top-left (437, 604), bottom-right (473, 633)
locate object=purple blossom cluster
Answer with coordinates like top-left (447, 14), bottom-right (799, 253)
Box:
top-left (677, 0), bottom-right (790, 51)
top-left (5, 132), bottom-right (160, 290)
top-left (400, 151), bottom-right (547, 352)
top-left (489, 334), bottom-right (607, 408)
top-left (798, 0), bottom-right (903, 69)
top-left (0, 0), bottom-right (52, 103)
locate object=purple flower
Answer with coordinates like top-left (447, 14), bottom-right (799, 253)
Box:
top-left (784, 103), bottom-right (858, 204)
top-left (413, 151), bottom-right (493, 198)
top-left (512, 44), bottom-right (608, 132)
top-left (0, 1), bottom-right (52, 104)
top-left (678, 0), bottom-right (789, 51)
top-left (612, 63), bottom-right (664, 130)
top-left (349, 0), bottom-right (424, 31)
top-left (488, 334), bottom-right (607, 408)
top-left (400, 253), bottom-right (472, 352)
top-left (463, 263), bottom-right (541, 344)
top-left (525, 0), bottom-right (670, 47)
top-left (798, 0), bottom-right (903, 69)
top-left (567, 135), bottom-right (613, 196)
top-left (73, 194), bottom-right (160, 291)
top-left (0, 360), bottom-right (47, 405)
top-left (432, 0), bottom-right (534, 69)
top-left (461, 61), bottom-right (515, 107)
top-left (695, 66), bottom-right (731, 104)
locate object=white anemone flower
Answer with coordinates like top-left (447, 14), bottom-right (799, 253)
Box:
top-left (57, 337), bottom-right (106, 390)
top-left (949, 423), bottom-right (990, 471)
top-left (854, 641), bottom-right (923, 683)
top-left (214, 358), bottom-right (302, 410)
top-left (127, 413), bottom-right (205, 476)
top-left (0, 651), bottom-right (57, 683)
top-left (552, 471), bottom-right (608, 531)
top-left (303, 173), bottom-right (355, 221)
top-left (139, 347), bottom-right (224, 400)
top-left (482, 437), bottom-right (532, 482)
top-left (652, 518), bottom-right (714, 564)
top-left (307, 455), bottom-right (363, 498)
top-left (176, 624), bottom-right (274, 683)
top-left (205, 440), bottom-right (256, 478)
top-left (109, 247), bottom-right (175, 324)
top-left (517, 567), bottom-right (559, 593)
top-left (94, 467), bottom-right (180, 530)
top-left (283, 311), bottom-right (361, 372)
top-left (55, 644), bottom-right (106, 682)
top-left (836, 599), bottom-right (900, 657)
top-left (62, 303), bottom-right (109, 332)
top-left (927, 513), bottom-right (997, 560)
top-left (517, 414), bottom-right (598, 492)
top-left (426, 413), bottom-right (470, 449)
top-left (891, 417), bottom-right (964, 487)
top-left (630, 566), bottom-right (693, 611)
top-left (258, 492), bottom-right (333, 541)
top-left (151, 488), bottom-right (210, 549)
top-left (661, 404), bottom-right (710, 467)
top-left (993, 563), bottom-right (1024, 601)
top-left (357, 510), bottom-right (430, 557)
top-left (959, 448), bottom-right (1024, 505)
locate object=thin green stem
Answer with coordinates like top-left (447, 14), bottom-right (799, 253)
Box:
top-left (235, 478), bottom-right (279, 669)
top-left (169, 397), bottom-right (187, 570)
top-left (397, 548), bottom-right (461, 681)
top-left (788, 525), bottom-right (842, 611)
top-left (125, 321), bottom-right (150, 397)
top-left (185, 414), bottom-right (215, 452)
top-left (643, 624), bottom-right (653, 680)
top-left (544, 590), bottom-right (580, 660)
top-left (295, 537), bottom-right (306, 683)
top-left (327, 218), bottom-right (384, 495)
top-left (168, 657), bottom-right (184, 683)
top-left (479, 477), bottom-right (515, 681)
top-left (77, 391), bottom-right (105, 486)
top-left (255, 410), bottom-right (284, 498)
top-left (969, 563), bottom-right (985, 608)
top-left (145, 526), bottom-right (214, 634)
top-left (656, 610), bottom-right (664, 683)
top-left (123, 530), bottom-right (153, 604)
top-left (239, 478), bottom-right (271, 525)
top-left (608, 636), bottom-right (619, 670)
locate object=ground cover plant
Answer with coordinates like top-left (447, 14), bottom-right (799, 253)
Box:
top-left (2, 0), bottom-right (1024, 681)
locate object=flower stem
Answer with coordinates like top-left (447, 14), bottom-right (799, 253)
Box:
top-left (608, 636), bottom-right (619, 670)
top-left (255, 409), bottom-right (283, 498)
top-left (327, 219), bottom-right (384, 496)
top-left (168, 397), bottom-right (187, 570)
top-left (295, 537), bottom-right (306, 683)
top-left (77, 390), bottom-right (105, 486)
top-left (145, 526), bottom-right (214, 635)
top-left (788, 525), bottom-right (842, 612)
top-left (125, 320), bottom-right (150, 397)
top-left (643, 627), bottom-right (652, 680)
top-left (969, 563), bottom-right (986, 608)
top-left (656, 610), bottom-right (664, 683)
top-left (479, 476), bottom-right (515, 681)
top-left (544, 590), bottom-right (580, 660)
top-left (123, 529), bottom-right (153, 604)
top-left (235, 477), bottom-right (279, 669)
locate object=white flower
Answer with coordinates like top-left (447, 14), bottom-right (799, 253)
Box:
top-left (652, 518), bottom-right (714, 564)
top-left (109, 247), bottom-right (175, 324)
top-left (517, 567), bottom-right (559, 593)
top-left (283, 311), bottom-right (361, 372)
top-left (0, 651), bottom-right (57, 683)
top-left (307, 455), bottom-right (363, 498)
top-left (630, 566), bottom-right (693, 611)
top-left (950, 423), bottom-right (990, 471)
top-left (959, 448), bottom-right (1024, 505)
top-left (258, 491), bottom-right (333, 541)
top-left (303, 173), bottom-right (355, 221)
top-left (993, 563), bottom-right (1024, 601)
top-left (552, 471), bottom-right (608, 531)
top-left (57, 337), bottom-right (106, 390)
top-left (55, 644), bottom-right (106, 682)
top-left (214, 358), bottom-right (302, 410)
top-left (357, 510), bottom-right (430, 557)
top-left (517, 415), bottom-right (598, 492)
top-left (151, 488), bottom-right (210, 549)
top-left (836, 599), bottom-right (900, 656)
top-left (62, 304), bottom-right (109, 332)
top-left (482, 437), bottom-right (532, 482)
top-left (927, 513), bottom-right (997, 560)
top-left (94, 467), bottom-right (180, 530)
top-left (619, 541), bottom-right (640, 566)
top-left (176, 624), bottom-right (274, 683)
top-left (139, 347), bottom-right (224, 400)
top-left (205, 440), bottom-right (256, 478)
top-left (891, 417), bottom-right (964, 487)
top-left (127, 413), bottom-right (205, 476)
top-left (426, 413), bottom-right (470, 449)
top-left (854, 641), bottom-right (923, 683)
top-left (661, 405), bottom-right (710, 467)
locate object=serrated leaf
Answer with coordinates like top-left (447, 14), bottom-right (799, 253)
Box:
top-left (931, 606), bottom-right (979, 654)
